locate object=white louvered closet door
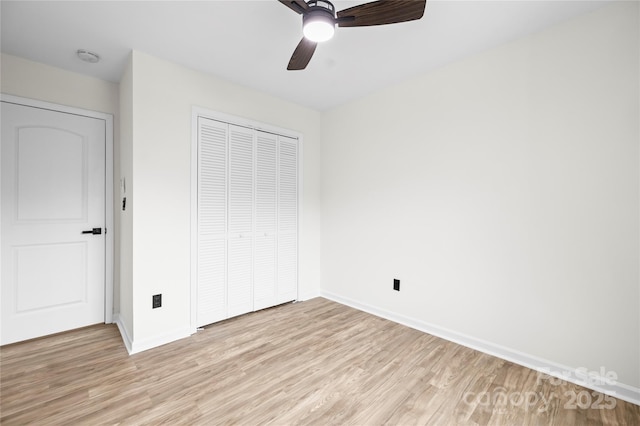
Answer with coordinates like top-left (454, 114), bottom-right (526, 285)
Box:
top-left (277, 136), bottom-right (298, 304)
top-left (196, 115), bottom-right (298, 328)
top-left (254, 131), bottom-right (278, 311)
top-left (197, 118), bottom-right (228, 326)
top-left (227, 125), bottom-right (255, 317)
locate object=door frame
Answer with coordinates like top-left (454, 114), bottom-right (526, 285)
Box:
top-left (1, 94), bottom-right (114, 324)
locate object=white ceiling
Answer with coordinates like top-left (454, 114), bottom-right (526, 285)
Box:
top-left (1, 0), bottom-right (611, 111)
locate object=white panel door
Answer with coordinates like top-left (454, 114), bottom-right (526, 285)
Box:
top-left (227, 125), bottom-right (254, 317)
top-left (196, 118), bottom-right (228, 327)
top-left (254, 131), bottom-right (277, 311)
top-left (277, 136), bottom-right (298, 304)
top-left (1, 101), bottom-right (106, 345)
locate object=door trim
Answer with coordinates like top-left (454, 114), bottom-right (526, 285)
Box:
top-left (1, 94), bottom-right (114, 324)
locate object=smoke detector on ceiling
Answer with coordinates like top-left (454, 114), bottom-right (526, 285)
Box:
top-left (76, 49), bottom-right (100, 63)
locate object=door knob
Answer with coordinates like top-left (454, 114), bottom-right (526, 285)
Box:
top-left (81, 228), bottom-right (102, 235)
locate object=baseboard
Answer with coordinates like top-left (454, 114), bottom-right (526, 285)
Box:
top-left (128, 328), bottom-right (192, 355)
top-left (320, 290), bottom-right (640, 407)
top-left (113, 313), bottom-right (133, 354)
top-left (298, 289), bottom-right (321, 301)
top-left (113, 313), bottom-right (192, 355)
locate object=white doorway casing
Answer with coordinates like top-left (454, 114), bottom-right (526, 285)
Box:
top-left (0, 94), bottom-right (113, 345)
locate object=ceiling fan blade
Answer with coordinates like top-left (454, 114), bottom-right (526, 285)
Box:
top-left (337, 0), bottom-right (426, 27)
top-left (287, 37), bottom-right (317, 70)
top-left (278, 0), bottom-right (309, 14)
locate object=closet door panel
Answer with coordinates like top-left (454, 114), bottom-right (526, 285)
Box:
top-left (197, 239), bottom-right (226, 325)
top-left (227, 237), bottom-right (252, 317)
top-left (197, 118), bottom-right (228, 326)
top-left (255, 132), bottom-right (277, 234)
top-left (228, 125), bottom-right (254, 235)
top-left (277, 233), bottom-right (297, 302)
top-left (278, 137), bottom-right (298, 233)
top-left (227, 125), bottom-right (254, 317)
top-left (277, 136), bottom-right (298, 303)
top-left (254, 235), bottom-right (276, 310)
top-left (254, 132), bottom-right (277, 310)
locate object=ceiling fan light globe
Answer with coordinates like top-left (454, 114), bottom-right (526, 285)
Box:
top-left (303, 18), bottom-right (335, 42)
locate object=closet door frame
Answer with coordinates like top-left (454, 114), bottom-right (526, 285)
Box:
top-left (190, 107), bottom-right (303, 333)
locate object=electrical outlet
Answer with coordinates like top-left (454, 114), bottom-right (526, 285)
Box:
top-left (152, 294), bottom-right (162, 309)
top-left (393, 279), bottom-right (400, 291)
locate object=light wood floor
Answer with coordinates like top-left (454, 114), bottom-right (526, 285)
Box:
top-left (1, 297), bottom-right (639, 425)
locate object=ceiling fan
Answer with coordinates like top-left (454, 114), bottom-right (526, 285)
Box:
top-left (278, 0), bottom-right (427, 70)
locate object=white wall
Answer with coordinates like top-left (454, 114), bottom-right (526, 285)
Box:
top-left (0, 53), bottom-right (121, 316)
top-left (121, 51), bottom-right (322, 350)
top-left (1, 53), bottom-right (119, 113)
top-left (321, 1), bottom-right (639, 392)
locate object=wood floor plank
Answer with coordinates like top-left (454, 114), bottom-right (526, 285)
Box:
top-left (1, 297), bottom-right (639, 425)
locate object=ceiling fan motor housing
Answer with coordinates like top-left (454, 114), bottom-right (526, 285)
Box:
top-left (303, 0), bottom-right (336, 33)
top-left (306, 0), bottom-right (335, 15)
